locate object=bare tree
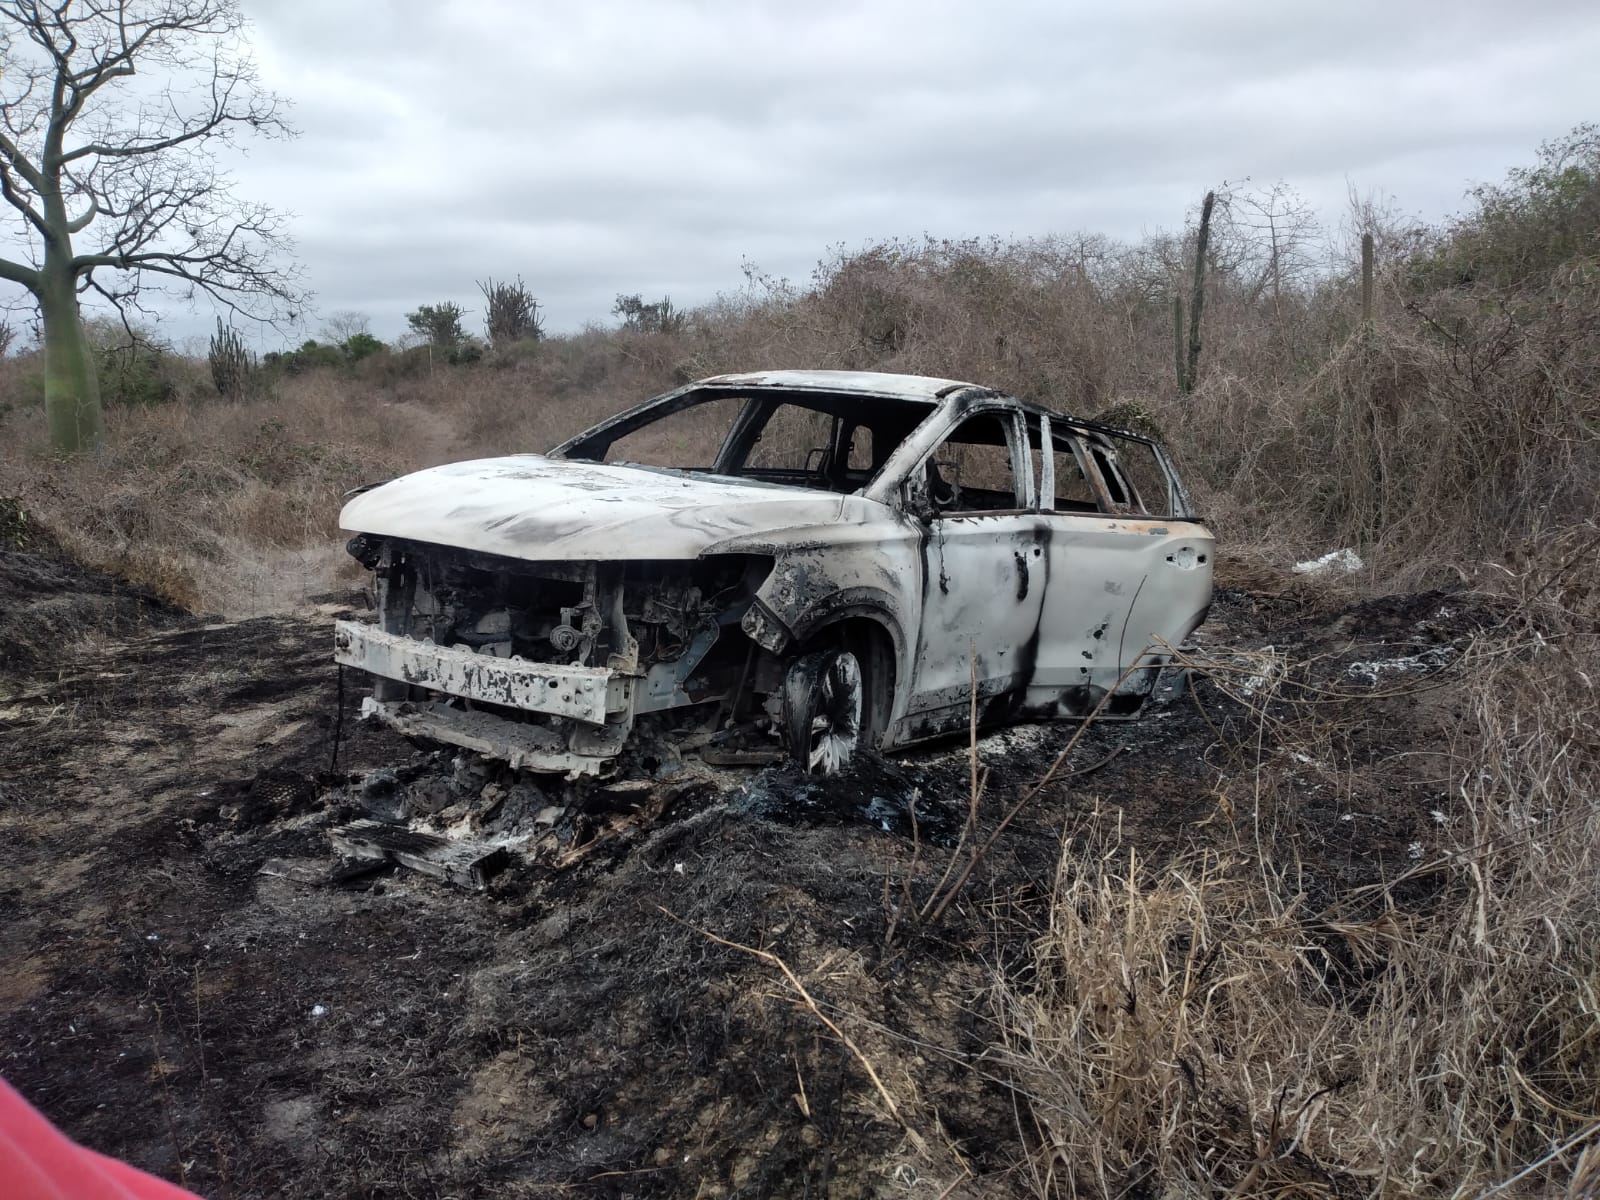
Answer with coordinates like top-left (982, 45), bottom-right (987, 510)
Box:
top-left (0, 0), bottom-right (301, 452)
top-left (1213, 182), bottom-right (1323, 317)
top-left (319, 309), bottom-right (371, 344)
top-left (1339, 183), bottom-right (1428, 281)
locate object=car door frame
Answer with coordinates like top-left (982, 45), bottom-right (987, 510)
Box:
top-left (889, 398), bottom-right (1050, 731)
top-left (1025, 412), bottom-right (1215, 716)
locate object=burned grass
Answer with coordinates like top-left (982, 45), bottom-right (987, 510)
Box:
top-left (2, 550), bottom-right (1594, 1197)
top-left (0, 497), bottom-right (186, 679)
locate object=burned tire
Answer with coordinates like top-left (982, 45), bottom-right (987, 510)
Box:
top-left (781, 649), bottom-right (863, 775)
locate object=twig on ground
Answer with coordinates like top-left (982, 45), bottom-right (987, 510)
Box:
top-left (924, 653), bottom-right (1155, 926)
top-left (659, 906), bottom-right (928, 1156)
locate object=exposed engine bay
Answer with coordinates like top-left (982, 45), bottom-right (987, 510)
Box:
top-left (337, 535), bottom-right (791, 777)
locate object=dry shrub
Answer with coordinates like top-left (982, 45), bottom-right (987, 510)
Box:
top-left (0, 347), bottom-right (697, 614)
top-left (786, 236), bottom-right (1150, 408)
top-left (994, 552), bottom-right (1600, 1198)
top-left (1137, 272), bottom-right (1600, 572)
top-left (5, 130), bottom-right (1595, 616)
top-left (0, 378), bottom-right (427, 614)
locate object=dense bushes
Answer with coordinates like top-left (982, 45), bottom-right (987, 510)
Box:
top-left (1409, 123), bottom-right (1599, 293)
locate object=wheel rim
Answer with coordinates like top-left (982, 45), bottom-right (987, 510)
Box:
top-left (805, 651), bottom-right (862, 774)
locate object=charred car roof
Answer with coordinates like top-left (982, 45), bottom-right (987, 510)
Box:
top-left (549, 368), bottom-right (1161, 461)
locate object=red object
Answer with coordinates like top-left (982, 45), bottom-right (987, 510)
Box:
top-left (0, 1076), bottom-right (202, 1199)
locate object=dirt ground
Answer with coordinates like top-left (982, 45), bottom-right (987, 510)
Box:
top-left (0, 531), bottom-right (1501, 1198)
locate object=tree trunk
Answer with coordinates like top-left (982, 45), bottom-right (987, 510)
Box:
top-left (39, 259), bottom-right (103, 454)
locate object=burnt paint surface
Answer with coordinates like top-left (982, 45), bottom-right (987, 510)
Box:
top-left (340, 456), bottom-right (862, 564)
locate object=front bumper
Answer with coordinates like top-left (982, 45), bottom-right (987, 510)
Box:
top-left (355, 698), bottom-right (628, 775)
top-left (333, 620), bottom-right (636, 776)
top-left (333, 620), bottom-right (634, 724)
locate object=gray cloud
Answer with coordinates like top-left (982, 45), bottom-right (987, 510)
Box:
top-left (8, 0), bottom-right (1597, 349)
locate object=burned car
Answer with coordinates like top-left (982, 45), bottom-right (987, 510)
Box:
top-left (334, 371), bottom-right (1213, 777)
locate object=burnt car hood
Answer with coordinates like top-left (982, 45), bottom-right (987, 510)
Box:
top-left (339, 455), bottom-right (866, 561)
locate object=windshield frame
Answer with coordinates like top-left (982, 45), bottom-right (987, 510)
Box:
top-left (550, 384), bottom-right (939, 494)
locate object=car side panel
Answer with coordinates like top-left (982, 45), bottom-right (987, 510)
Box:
top-left (1027, 516), bottom-right (1214, 711)
top-left (903, 513), bottom-right (1048, 726)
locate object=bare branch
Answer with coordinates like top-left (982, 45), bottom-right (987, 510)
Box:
top-left (0, 0), bottom-right (303, 322)
top-left (0, 157), bottom-right (50, 238)
top-left (64, 195), bottom-right (96, 232)
top-left (0, 121), bottom-right (47, 192)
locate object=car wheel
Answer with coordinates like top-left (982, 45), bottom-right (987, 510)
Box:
top-left (781, 649), bottom-right (863, 775)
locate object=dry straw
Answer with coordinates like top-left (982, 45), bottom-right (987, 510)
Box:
top-left (991, 559), bottom-right (1599, 1198)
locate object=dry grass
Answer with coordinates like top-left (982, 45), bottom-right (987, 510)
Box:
top-left (4, 382), bottom-right (398, 613)
top-left (0, 338), bottom-right (716, 613)
top-left (991, 547), bottom-right (1600, 1198)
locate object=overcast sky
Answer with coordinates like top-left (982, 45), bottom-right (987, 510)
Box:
top-left (11, 0), bottom-right (1600, 349)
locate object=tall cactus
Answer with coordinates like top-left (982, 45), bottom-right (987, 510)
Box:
top-left (1173, 295), bottom-right (1187, 394)
top-left (1361, 231), bottom-right (1375, 329)
top-left (208, 318), bottom-right (255, 399)
top-left (478, 276), bottom-right (543, 345)
top-left (1180, 190), bottom-right (1216, 396)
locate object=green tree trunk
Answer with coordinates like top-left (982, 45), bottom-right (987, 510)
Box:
top-left (38, 261), bottom-right (104, 454)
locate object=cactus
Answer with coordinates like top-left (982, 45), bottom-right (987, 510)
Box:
top-left (478, 276), bottom-right (543, 345)
top-left (208, 317), bottom-right (256, 398)
top-left (1172, 295), bottom-right (1186, 394)
top-left (1181, 190), bottom-right (1215, 395)
top-left (1361, 231), bottom-right (1375, 329)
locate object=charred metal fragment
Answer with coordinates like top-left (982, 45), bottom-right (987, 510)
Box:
top-left (329, 819), bottom-right (508, 889)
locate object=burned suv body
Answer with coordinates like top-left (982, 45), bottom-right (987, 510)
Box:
top-left (335, 371), bottom-right (1213, 776)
